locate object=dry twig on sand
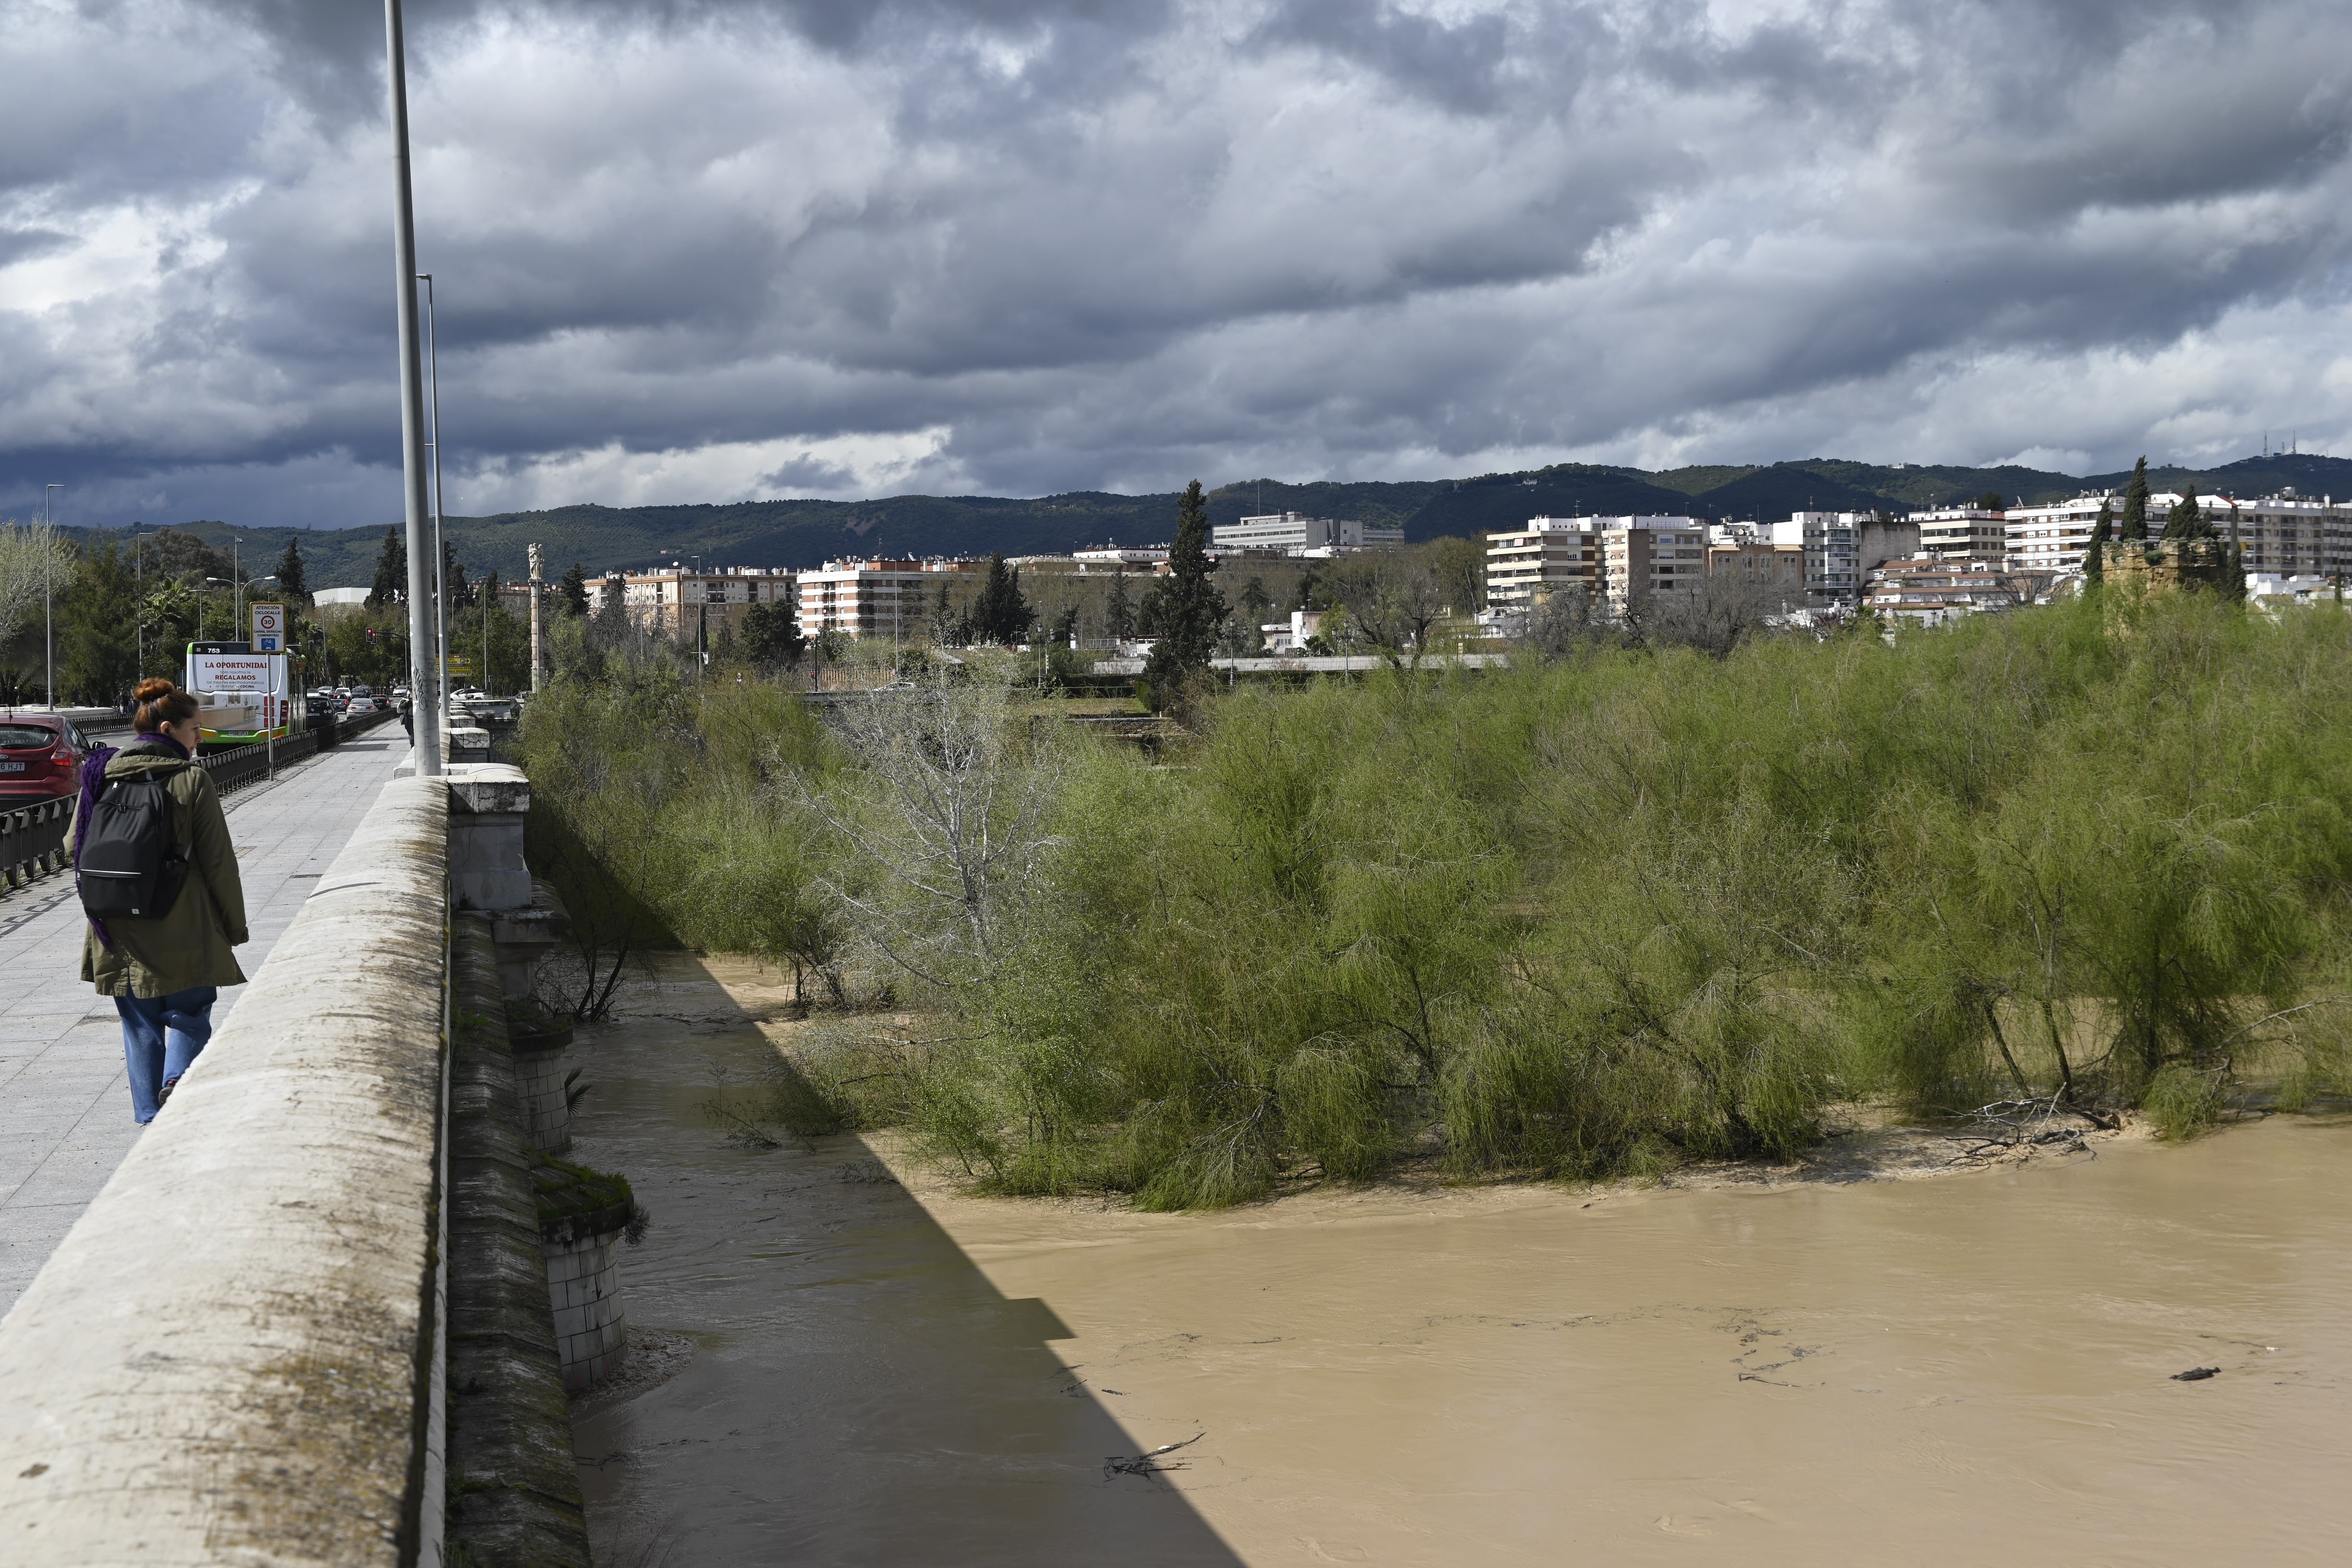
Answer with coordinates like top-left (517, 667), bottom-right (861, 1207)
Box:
top-left (1104, 1433), bottom-right (1204, 1481)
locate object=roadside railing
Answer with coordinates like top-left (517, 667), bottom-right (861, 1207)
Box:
top-left (0, 710), bottom-right (397, 895)
top-left (0, 795), bottom-right (72, 891)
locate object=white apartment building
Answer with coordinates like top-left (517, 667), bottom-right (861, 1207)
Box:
top-left (2004, 489), bottom-right (2352, 578)
top-left (1771, 512), bottom-right (1921, 600)
top-left (2199, 492), bottom-right (2352, 577)
top-left (795, 558), bottom-right (976, 640)
top-left (2003, 495), bottom-right (2111, 575)
top-left (1912, 507), bottom-right (2008, 562)
top-left (1485, 516), bottom-right (1707, 613)
top-left (613, 566), bottom-right (795, 644)
top-left (1211, 512), bottom-right (1406, 554)
top-left (1485, 519), bottom-right (1601, 612)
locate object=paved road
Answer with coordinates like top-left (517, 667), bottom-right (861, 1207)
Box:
top-left (0, 731), bottom-right (407, 1315)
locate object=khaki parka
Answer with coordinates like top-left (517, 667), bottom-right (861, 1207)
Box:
top-left (66, 741), bottom-right (249, 998)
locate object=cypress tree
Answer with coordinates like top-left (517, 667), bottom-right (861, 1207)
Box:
top-left (1105, 563), bottom-right (1136, 640)
top-left (276, 535), bottom-right (309, 605)
top-left (968, 555), bottom-right (1034, 646)
top-left (2162, 486), bottom-right (2204, 541)
top-left (2120, 457), bottom-right (2150, 542)
top-left (1142, 480), bottom-right (1227, 699)
top-left (2085, 500), bottom-right (2108, 585)
top-left (366, 525), bottom-right (406, 607)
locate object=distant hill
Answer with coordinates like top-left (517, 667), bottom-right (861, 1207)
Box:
top-left (68, 452), bottom-right (2352, 590)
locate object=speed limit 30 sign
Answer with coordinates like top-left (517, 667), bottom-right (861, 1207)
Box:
top-left (251, 603), bottom-right (285, 652)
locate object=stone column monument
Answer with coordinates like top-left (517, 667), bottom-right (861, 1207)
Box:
top-left (527, 542), bottom-right (545, 691)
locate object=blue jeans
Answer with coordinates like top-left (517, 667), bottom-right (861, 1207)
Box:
top-left (117, 987), bottom-right (218, 1124)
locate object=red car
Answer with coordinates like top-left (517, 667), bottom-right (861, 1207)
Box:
top-left (0, 714), bottom-right (92, 805)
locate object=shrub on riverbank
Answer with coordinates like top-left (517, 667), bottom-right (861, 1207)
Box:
top-left (532, 592), bottom-right (2352, 1203)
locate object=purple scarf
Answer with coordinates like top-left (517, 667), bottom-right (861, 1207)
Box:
top-left (71, 733), bottom-right (185, 952)
top-left (73, 745), bottom-right (121, 952)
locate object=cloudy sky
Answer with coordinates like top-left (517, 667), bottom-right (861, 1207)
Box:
top-left (4, 0), bottom-right (2350, 530)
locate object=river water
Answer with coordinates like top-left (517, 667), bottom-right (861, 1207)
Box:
top-left (569, 957), bottom-right (2352, 1566)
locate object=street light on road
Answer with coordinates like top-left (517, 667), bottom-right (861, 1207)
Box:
top-left (42, 484), bottom-right (61, 710)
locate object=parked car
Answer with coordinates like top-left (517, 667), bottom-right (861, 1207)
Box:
top-left (347, 696), bottom-right (381, 715)
top-left (0, 715), bottom-right (90, 805)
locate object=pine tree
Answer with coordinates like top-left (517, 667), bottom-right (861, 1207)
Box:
top-left (2120, 458), bottom-right (2150, 542)
top-left (559, 561), bottom-right (590, 617)
top-left (366, 525), bottom-right (407, 607)
top-left (276, 536), bottom-right (309, 605)
top-left (1142, 480), bottom-right (1227, 699)
top-left (1105, 563), bottom-right (1136, 640)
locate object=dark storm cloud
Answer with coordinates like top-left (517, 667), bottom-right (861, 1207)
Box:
top-left (5, 0), bottom-right (2352, 531)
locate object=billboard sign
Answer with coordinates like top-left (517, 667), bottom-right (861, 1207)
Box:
top-left (191, 651), bottom-right (273, 694)
top-left (251, 603), bottom-right (284, 652)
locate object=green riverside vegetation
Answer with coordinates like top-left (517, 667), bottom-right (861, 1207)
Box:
top-left (521, 591), bottom-right (2352, 1209)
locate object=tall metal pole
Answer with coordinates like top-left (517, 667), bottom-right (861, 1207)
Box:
top-left (420, 272), bottom-right (449, 700)
top-left (528, 542), bottom-right (544, 692)
top-left (43, 484), bottom-right (60, 709)
top-left (232, 537), bottom-right (243, 642)
top-left (386, 0), bottom-right (442, 775)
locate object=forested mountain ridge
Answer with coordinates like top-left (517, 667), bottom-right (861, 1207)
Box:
top-left (66, 453), bottom-right (2352, 590)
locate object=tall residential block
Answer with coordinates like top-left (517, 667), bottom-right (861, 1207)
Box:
top-left (1484, 516), bottom-right (1707, 615)
top-left (795, 558), bottom-right (978, 640)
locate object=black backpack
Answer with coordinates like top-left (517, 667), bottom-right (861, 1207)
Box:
top-left (77, 766), bottom-right (192, 922)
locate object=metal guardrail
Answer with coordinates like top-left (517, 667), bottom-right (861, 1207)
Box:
top-left (0, 796), bottom-right (73, 891)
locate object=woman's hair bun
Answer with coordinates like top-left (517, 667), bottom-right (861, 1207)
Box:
top-left (132, 677), bottom-right (178, 704)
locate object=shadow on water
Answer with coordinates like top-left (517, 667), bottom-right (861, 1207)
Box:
top-left (564, 956), bottom-right (1246, 1568)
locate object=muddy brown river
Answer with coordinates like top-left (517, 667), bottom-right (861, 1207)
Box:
top-left (568, 957), bottom-right (2352, 1566)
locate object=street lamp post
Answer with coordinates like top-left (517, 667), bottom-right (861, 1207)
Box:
top-left (231, 538), bottom-right (243, 643)
top-left (43, 484), bottom-right (60, 710)
top-left (418, 271), bottom-right (450, 705)
top-left (385, 0), bottom-right (442, 775)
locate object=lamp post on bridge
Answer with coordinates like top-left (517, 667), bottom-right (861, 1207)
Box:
top-left (385, 0), bottom-right (442, 775)
top-left (418, 271), bottom-right (450, 710)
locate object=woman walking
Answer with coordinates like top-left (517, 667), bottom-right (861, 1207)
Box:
top-left (68, 678), bottom-right (250, 1123)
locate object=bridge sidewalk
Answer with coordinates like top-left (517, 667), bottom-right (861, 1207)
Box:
top-left (0, 731), bottom-right (409, 1315)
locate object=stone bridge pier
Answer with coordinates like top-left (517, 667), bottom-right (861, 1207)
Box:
top-left (0, 763), bottom-right (598, 1567)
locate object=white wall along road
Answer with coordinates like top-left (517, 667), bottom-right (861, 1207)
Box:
top-left (0, 730), bottom-right (408, 1314)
